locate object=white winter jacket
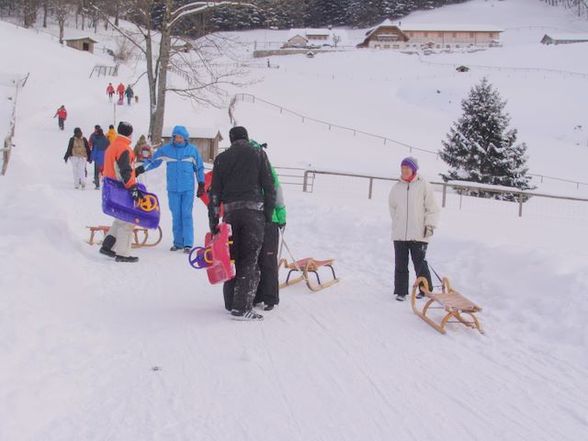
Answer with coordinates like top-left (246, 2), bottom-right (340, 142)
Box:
top-left (388, 176), bottom-right (440, 242)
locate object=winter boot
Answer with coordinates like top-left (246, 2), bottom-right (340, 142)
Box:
top-left (115, 255), bottom-right (139, 263)
top-left (170, 245), bottom-right (182, 252)
top-left (416, 291), bottom-right (426, 299)
top-left (99, 235), bottom-right (116, 258)
top-left (183, 247), bottom-right (192, 254)
top-left (264, 304), bottom-right (275, 311)
top-left (230, 309), bottom-right (263, 321)
top-left (395, 294), bottom-right (407, 302)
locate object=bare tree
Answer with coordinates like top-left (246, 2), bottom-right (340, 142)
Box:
top-left (93, 1), bottom-right (253, 144)
top-left (52, 0), bottom-right (70, 44)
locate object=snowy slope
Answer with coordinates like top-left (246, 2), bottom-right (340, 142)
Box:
top-left (1, 1), bottom-right (588, 440)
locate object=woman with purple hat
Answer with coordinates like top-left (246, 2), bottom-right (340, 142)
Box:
top-left (388, 156), bottom-right (440, 301)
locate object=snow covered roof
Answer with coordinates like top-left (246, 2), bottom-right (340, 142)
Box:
top-left (63, 33), bottom-right (98, 42)
top-left (162, 126), bottom-right (222, 139)
top-left (287, 28), bottom-right (348, 41)
top-left (542, 33), bottom-right (588, 41)
top-left (400, 23), bottom-right (503, 32)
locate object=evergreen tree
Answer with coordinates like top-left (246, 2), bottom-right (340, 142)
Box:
top-left (439, 78), bottom-right (534, 200)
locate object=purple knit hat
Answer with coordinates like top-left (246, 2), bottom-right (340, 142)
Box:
top-left (401, 156), bottom-right (419, 174)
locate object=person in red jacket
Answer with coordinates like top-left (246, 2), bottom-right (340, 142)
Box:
top-left (116, 83), bottom-right (125, 102)
top-left (106, 83), bottom-right (115, 102)
top-left (99, 121), bottom-right (141, 263)
top-left (54, 105), bottom-right (67, 130)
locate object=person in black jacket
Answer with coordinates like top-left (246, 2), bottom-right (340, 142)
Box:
top-left (208, 126), bottom-right (276, 321)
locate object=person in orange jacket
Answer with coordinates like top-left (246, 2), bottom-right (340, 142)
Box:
top-left (54, 105), bottom-right (67, 130)
top-left (99, 121), bottom-right (142, 263)
top-left (106, 83), bottom-right (115, 102)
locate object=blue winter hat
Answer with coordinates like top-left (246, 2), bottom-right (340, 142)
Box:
top-left (172, 125), bottom-right (190, 141)
top-left (401, 156), bottom-right (419, 174)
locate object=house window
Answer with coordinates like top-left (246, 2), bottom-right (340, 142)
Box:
top-left (82, 42), bottom-right (90, 51)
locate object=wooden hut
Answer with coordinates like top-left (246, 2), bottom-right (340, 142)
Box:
top-left (64, 36), bottom-right (97, 53)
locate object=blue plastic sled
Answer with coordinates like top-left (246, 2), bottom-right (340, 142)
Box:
top-left (102, 177), bottom-right (160, 229)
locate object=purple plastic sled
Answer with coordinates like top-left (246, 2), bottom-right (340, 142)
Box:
top-left (102, 177), bottom-right (160, 229)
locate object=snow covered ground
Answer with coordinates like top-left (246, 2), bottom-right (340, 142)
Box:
top-left (1, 1), bottom-right (587, 440)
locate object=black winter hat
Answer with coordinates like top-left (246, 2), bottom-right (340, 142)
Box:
top-left (118, 121), bottom-right (133, 137)
top-left (229, 126), bottom-right (248, 143)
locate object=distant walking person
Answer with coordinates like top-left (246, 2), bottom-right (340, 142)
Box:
top-left (89, 127), bottom-right (109, 189)
top-left (125, 85), bottom-right (134, 105)
top-left (388, 157), bottom-right (440, 301)
top-left (63, 127), bottom-right (91, 189)
top-left (116, 82), bottom-right (125, 103)
top-left (106, 83), bottom-right (115, 102)
top-left (54, 105), bottom-right (67, 130)
top-left (106, 124), bottom-right (117, 144)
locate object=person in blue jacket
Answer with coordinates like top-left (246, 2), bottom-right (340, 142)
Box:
top-left (89, 127), bottom-right (110, 189)
top-left (136, 126), bottom-right (205, 252)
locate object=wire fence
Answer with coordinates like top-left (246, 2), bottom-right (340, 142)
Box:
top-left (300, 169), bottom-right (588, 218)
top-left (1, 73), bottom-right (29, 176)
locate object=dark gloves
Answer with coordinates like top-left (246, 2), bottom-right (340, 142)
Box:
top-left (64, 156), bottom-right (68, 163)
top-left (135, 165), bottom-right (145, 177)
top-left (130, 186), bottom-right (145, 202)
top-left (196, 182), bottom-right (205, 198)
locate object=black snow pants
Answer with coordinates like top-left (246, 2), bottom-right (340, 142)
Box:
top-left (253, 222), bottom-right (280, 307)
top-left (222, 209), bottom-right (265, 312)
top-left (393, 240), bottom-right (433, 296)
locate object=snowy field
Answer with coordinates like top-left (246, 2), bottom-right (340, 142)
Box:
top-left (1, 1), bottom-right (588, 440)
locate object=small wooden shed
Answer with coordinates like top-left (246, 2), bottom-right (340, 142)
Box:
top-left (161, 127), bottom-right (224, 163)
top-left (64, 36), bottom-right (98, 53)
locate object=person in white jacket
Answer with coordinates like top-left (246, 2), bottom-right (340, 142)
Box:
top-left (388, 157), bottom-right (440, 301)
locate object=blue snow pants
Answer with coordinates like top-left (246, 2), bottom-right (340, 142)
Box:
top-left (168, 190), bottom-right (195, 248)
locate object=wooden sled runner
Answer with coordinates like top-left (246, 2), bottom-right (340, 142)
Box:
top-left (86, 225), bottom-right (163, 248)
top-left (279, 258), bottom-right (339, 292)
top-left (411, 276), bottom-right (483, 334)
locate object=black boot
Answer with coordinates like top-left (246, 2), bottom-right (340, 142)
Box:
top-left (115, 255), bottom-right (139, 263)
top-left (100, 235), bottom-right (116, 258)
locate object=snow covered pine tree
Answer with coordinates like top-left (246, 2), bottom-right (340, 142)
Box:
top-left (439, 77), bottom-right (534, 200)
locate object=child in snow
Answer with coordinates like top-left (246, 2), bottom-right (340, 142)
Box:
top-left (107, 124), bottom-right (117, 144)
top-left (54, 105), bottom-right (67, 130)
top-left (89, 127), bottom-right (109, 189)
top-left (133, 135), bottom-right (152, 163)
top-left (99, 121), bottom-right (141, 263)
top-left (137, 126), bottom-right (204, 253)
top-left (63, 127), bottom-right (91, 189)
top-left (208, 126), bottom-right (276, 321)
top-left (388, 157), bottom-right (440, 301)
top-left (106, 83), bottom-right (115, 102)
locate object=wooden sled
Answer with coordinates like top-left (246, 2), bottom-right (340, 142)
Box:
top-left (411, 276), bottom-right (483, 335)
top-left (86, 225), bottom-right (163, 248)
top-left (279, 258), bottom-right (339, 292)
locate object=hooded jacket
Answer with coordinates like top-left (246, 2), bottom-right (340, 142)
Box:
top-left (388, 175), bottom-right (440, 243)
top-left (144, 125), bottom-right (204, 193)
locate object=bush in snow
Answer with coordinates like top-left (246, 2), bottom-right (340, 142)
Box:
top-left (439, 78), bottom-right (535, 201)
